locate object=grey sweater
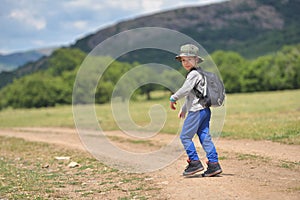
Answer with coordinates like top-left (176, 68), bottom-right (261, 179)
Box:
top-left (170, 69), bottom-right (206, 113)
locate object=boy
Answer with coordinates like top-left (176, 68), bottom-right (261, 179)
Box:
top-left (170, 44), bottom-right (222, 177)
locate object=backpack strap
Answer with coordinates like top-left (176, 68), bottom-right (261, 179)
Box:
top-left (190, 67), bottom-right (211, 107)
top-left (188, 67), bottom-right (204, 99)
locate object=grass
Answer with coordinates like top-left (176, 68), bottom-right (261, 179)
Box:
top-left (223, 89), bottom-right (300, 144)
top-left (221, 150), bottom-right (300, 171)
top-left (0, 106), bottom-right (74, 128)
top-left (279, 160), bottom-right (300, 170)
top-left (0, 136), bottom-right (160, 199)
top-left (0, 89), bottom-right (299, 144)
top-left (236, 153), bottom-right (271, 164)
top-left (108, 135), bottom-right (156, 146)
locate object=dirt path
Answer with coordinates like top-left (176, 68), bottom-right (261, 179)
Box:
top-left (0, 127), bottom-right (299, 200)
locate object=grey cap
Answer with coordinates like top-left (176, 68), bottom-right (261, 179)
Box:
top-left (175, 44), bottom-right (204, 63)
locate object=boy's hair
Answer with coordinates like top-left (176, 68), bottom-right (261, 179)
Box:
top-left (175, 44), bottom-right (204, 63)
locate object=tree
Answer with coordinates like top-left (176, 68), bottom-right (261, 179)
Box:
top-left (212, 51), bottom-right (246, 93)
top-left (48, 48), bottom-right (86, 76)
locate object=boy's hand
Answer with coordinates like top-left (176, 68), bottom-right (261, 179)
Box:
top-left (170, 101), bottom-right (177, 110)
top-left (169, 97), bottom-right (177, 110)
top-left (178, 111), bottom-right (186, 119)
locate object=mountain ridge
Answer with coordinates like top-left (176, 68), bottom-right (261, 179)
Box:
top-left (72, 0), bottom-right (298, 57)
top-left (0, 47), bottom-right (57, 73)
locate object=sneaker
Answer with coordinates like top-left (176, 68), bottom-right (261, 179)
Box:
top-left (203, 162), bottom-right (222, 177)
top-left (183, 159), bottom-right (204, 176)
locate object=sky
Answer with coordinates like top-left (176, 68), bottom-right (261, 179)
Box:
top-left (0, 0), bottom-right (227, 55)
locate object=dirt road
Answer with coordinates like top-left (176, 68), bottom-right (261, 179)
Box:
top-left (0, 127), bottom-right (299, 200)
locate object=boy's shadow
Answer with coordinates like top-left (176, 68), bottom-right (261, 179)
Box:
top-left (185, 173), bottom-right (234, 178)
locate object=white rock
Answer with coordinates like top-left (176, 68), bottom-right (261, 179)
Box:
top-left (55, 156), bottom-right (70, 160)
top-left (68, 161), bottom-right (79, 168)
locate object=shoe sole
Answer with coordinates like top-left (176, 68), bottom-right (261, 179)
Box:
top-left (183, 167), bottom-right (204, 176)
top-left (202, 169), bottom-right (222, 177)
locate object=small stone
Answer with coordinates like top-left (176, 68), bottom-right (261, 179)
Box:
top-left (42, 164), bottom-right (49, 168)
top-left (144, 178), bottom-right (154, 181)
top-left (158, 181), bottom-right (169, 185)
top-left (55, 156), bottom-right (70, 160)
top-left (68, 161), bottom-right (79, 168)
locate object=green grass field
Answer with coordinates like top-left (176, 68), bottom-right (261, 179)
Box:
top-left (0, 89), bottom-right (299, 144)
top-left (223, 89), bottom-right (300, 144)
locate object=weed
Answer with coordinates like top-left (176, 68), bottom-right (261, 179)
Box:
top-left (236, 153), bottom-right (270, 163)
top-left (279, 161), bottom-right (300, 169)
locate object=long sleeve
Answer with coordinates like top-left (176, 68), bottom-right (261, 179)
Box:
top-left (170, 70), bottom-right (200, 101)
top-left (170, 70), bottom-right (205, 112)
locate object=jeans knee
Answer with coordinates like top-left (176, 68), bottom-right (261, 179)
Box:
top-left (180, 133), bottom-right (192, 144)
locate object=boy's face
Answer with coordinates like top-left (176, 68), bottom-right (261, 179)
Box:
top-left (180, 56), bottom-right (198, 71)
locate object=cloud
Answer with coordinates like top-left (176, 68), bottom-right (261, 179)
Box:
top-left (72, 20), bottom-right (89, 30)
top-left (32, 40), bottom-right (47, 46)
top-left (8, 9), bottom-right (46, 30)
top-left (141, 0), bottom-right (164, 13)
top-left (63, 0), bottom-right (105, 11)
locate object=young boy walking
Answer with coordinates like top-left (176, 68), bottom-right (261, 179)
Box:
top-left (170, 44), bottom-right (222, 177)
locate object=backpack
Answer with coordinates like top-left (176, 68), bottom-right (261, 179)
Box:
top-left (191, 67), bottom-right (225, 107)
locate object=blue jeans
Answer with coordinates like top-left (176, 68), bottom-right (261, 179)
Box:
top-left (180, 108), bottom-right (218, 162)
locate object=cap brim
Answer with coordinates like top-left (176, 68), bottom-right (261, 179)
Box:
top-left (175, 55), bottom-right (204, 63)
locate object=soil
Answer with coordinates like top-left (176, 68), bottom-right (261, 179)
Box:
top-left (0, 127), bottom-right (299, 200)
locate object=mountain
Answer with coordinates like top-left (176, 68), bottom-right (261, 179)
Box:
top-left (0, 51), bottom-right (43, 72)
top-left (0, 47), bottom-right (57, 73)
top-left (72, 0), bottom-right (299, 59)
top-left (0, 45), bottom-right (67, 88)
top-left (0, 0), bottom-right (299, 89)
